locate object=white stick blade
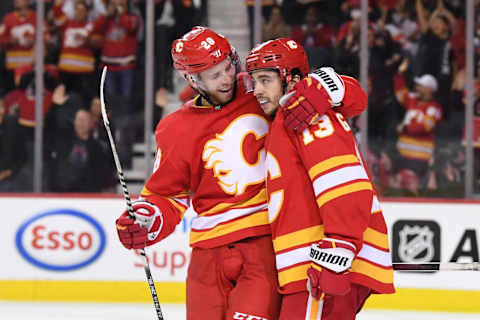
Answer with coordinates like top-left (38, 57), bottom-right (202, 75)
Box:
top-left (100, 66), bottom-right (109, 126)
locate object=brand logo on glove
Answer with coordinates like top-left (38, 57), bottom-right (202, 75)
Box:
top-left (310, 248), bottom-right (350, 267)
top-left (315, 69), bottom-right (339, 92)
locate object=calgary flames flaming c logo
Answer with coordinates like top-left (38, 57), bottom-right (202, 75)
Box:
top-left (202, 114), bottom-right (269, 195)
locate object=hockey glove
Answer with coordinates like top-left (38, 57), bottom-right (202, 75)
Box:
top-left (116, 200), bottom-right (164, 249)
top-left (307, 237), bottom-right (356, 300)
top-left (280, 67), bottom-right (345, 132)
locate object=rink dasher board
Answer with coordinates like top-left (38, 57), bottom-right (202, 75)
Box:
top-left (0, 194), bottom-right (479, 313)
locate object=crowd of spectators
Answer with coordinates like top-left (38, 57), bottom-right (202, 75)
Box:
top-left (0, 0), bottom-right (478, 198)
top-left (0, 0), bottom-right (204, 192)
top-left (254, 0), bottom-right (477, 197)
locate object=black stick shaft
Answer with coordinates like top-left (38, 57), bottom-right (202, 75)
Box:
top-left (393, 262), bottom-right (480, 271)
top-left (100, 66), bottom-right (164, 320)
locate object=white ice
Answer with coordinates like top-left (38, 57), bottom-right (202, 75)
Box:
top-left (1, 302), bottom-right (479, 320)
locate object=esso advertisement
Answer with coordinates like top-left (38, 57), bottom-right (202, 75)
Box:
top-left (15, 209), bottom-right (106, 271)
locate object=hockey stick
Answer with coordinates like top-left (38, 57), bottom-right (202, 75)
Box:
top-left (393, 262), bottom-right (480, 272)
top-left (100, 66), bottom-right (164, 320)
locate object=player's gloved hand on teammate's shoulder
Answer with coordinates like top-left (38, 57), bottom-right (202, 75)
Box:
top-left (116, 199), bottom-right (164, 249)
top-left (280, 67), bottom-right (345, 132)
top-left (306, 237), bottom-right (356, 300)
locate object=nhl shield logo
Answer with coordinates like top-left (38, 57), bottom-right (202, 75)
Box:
top-left (392, 220), bottom-right (441, 265)
top-left (398, 225), bottom-right (435, 262)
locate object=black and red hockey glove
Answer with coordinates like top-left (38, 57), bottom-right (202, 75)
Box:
top-left (116, 200), bottom-right (164, 249)
top-left (307, 237), bottom-right (356, 300)
top-left (280, 67), bottom-right (345, 132)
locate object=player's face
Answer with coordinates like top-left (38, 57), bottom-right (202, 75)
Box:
top-left (197, 57), bottom-right (236, 105)
top-left (251, 70), bottom-right (283, 116)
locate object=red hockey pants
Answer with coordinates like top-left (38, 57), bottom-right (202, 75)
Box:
top-left (186, 235), bottom-right (281, 320)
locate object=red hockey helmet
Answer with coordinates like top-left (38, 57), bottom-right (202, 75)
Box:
top-left (172, 26), bottom-right (233, 74)
top-left (245, 38), bottom-right (309, 81)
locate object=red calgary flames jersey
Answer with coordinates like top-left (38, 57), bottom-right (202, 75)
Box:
top-left (265, 109), bottom-right (395, 295)
top-left (0, 11), bottom-right (36, 70)
top-left (397, 92), bottom-right (443, 162)
top-left (141, 75), bottom-right (271, 249)
top-left (53, 4), bottom-right (95, 74)
top-left (92, 13), bottom-right (139, 71)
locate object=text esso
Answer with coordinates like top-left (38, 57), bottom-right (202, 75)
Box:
top-left (15, 209), bottom-right (106, 271)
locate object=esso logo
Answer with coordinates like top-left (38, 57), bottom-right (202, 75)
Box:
top-left (15, 209), bottom-right (106, 271)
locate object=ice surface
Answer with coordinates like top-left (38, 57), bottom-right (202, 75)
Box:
top-left (1, 302), bottom-right (479, 320)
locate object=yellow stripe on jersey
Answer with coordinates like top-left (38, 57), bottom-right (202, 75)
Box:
top-left (363, 227), bottom-right (389, 250)
top-left (273, 225), bottom-right (324, 253)
top-left (278, 263), bottom-right (309, 287)
top-left (59, 53), bottom-right (95, 62)
top-left (199, 188), bottom-right (267, 216)
top-left (351, 259), bottom-right (393, 284)
top-left (140, 187), bottom-right (188, 218)
top-left (166, 198), bottom-right (187, 219)
top-left (6, 50), bottom-right (33, 57)
top-left (308, 155), bottom-right (359, 180)
top-left (190, 210), bottom-right (269, 244)
top-left (316, 181), bottom-right (373, 207)
top-left (398, 136), bottom-right (434, 148)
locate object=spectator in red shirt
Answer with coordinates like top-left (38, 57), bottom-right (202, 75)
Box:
top-left (0, 0), bottom-right (36, 94)
top-left (395, 73), bottom-right (443, 186)
top-left (92, 0), bottom-right (140, 110)
top-left (52, 0), bottom-right (97, 100)
top-left (290, 5), bottom-right (336, 50)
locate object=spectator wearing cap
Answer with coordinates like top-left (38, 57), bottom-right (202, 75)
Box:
top-left (395, 73), bottom-right (443, 186)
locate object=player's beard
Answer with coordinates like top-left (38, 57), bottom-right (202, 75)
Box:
top-left (257, 92), bottom-right (281, 118)
top-left (208, 86), bottom-right (235, 105)
top-left (201, 80), bottom-right (237, 106)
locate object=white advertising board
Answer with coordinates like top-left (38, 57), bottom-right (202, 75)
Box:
top-left (1, 196), bottom-right (192, 282)
top-left (381, 200), bottom-right (480, 290)
top-left (0, 195), bottom-right (479, 312)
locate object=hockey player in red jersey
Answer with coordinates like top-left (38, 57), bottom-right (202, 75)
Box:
top-left (246, 38), bottom-right (395, 319)
top-left (115, 26), bottom-right (281, 320)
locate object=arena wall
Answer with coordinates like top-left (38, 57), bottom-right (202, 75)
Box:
top-left (1, 194), bottom-right (479, 312)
